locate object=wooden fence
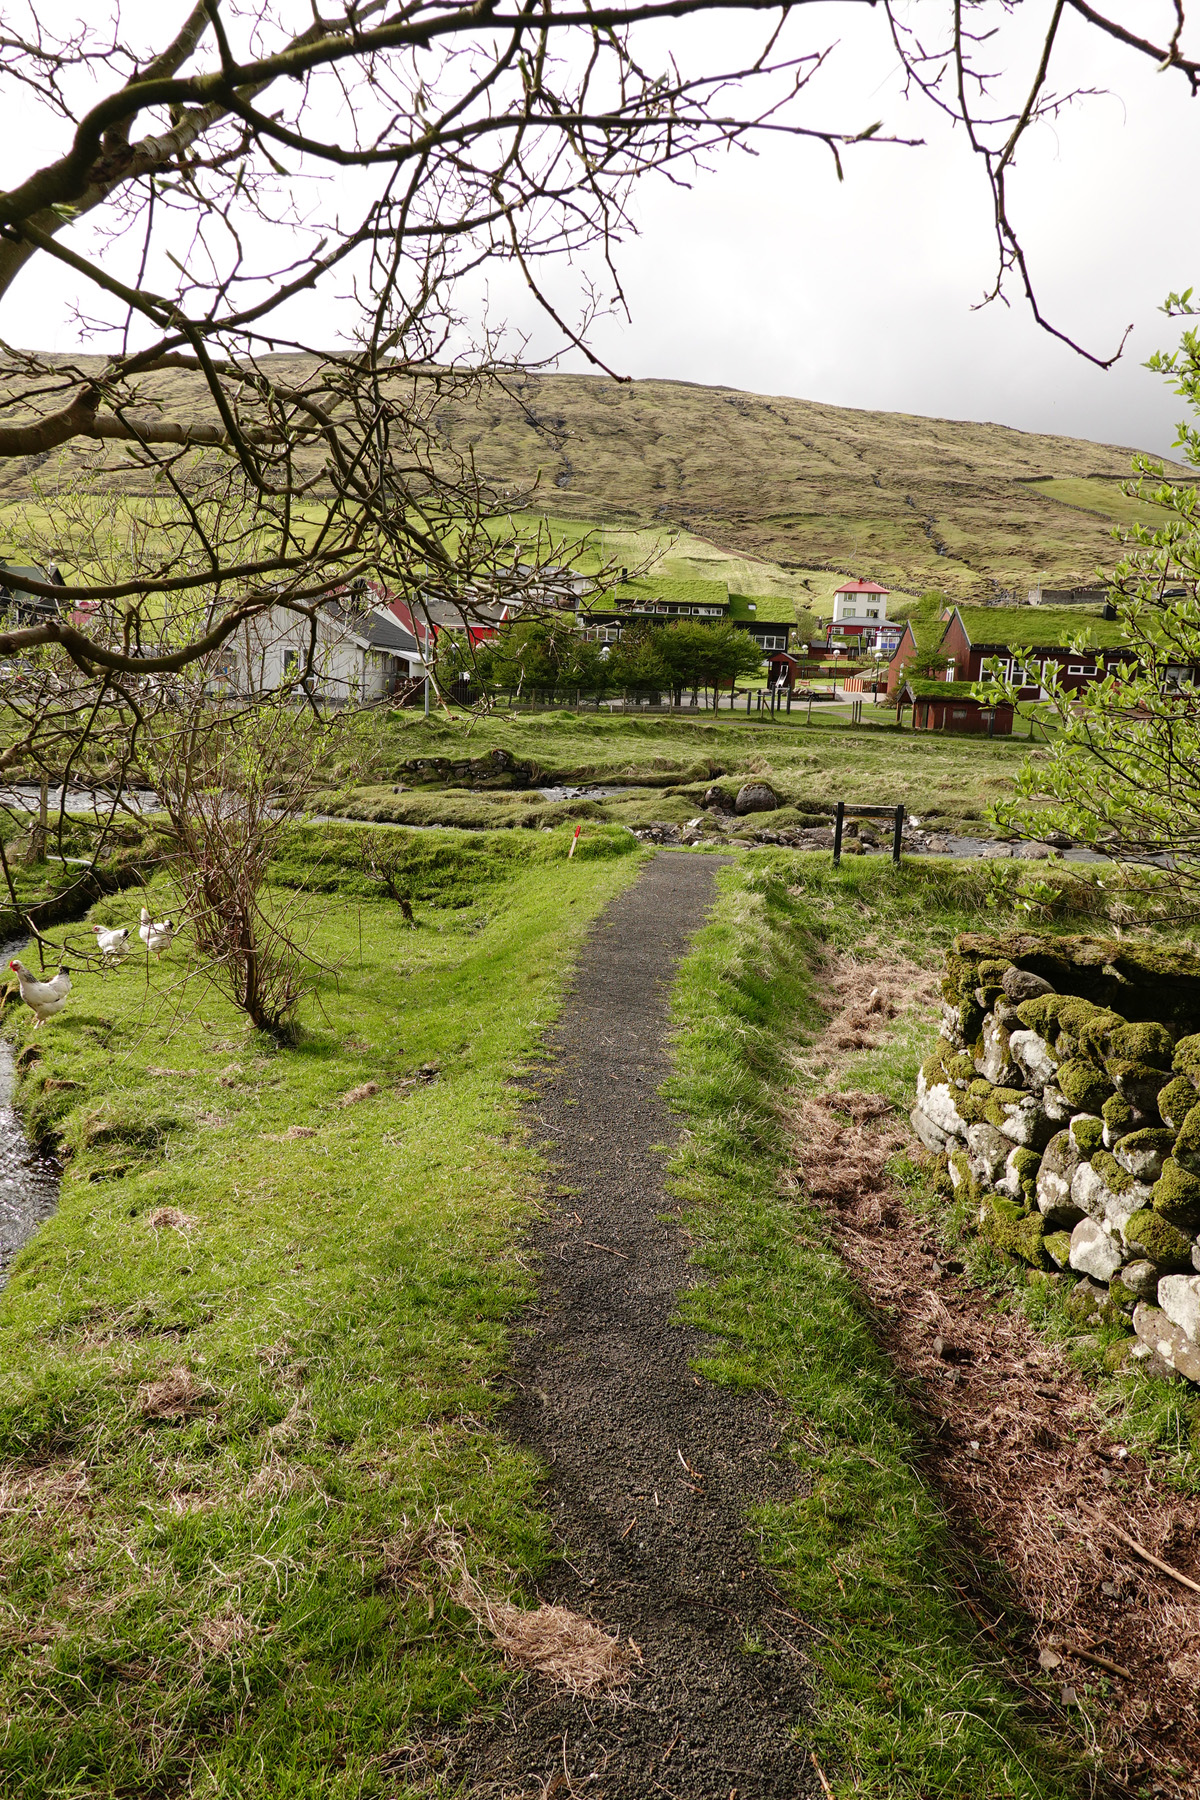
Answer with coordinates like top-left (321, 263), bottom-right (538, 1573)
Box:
top-left (832, 801), bottom-right (906, 868)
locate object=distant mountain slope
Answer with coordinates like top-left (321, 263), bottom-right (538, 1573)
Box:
top-left (445, 371), bottom-right (1190, 598)
top-left (1, 358), bottom-right (1189, 598)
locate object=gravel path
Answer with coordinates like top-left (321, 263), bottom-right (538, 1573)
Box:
top-left (451, 851), bottom-right (814, 1799)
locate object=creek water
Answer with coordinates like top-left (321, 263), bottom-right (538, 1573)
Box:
top-left (0, 944), bottom-right (62, 1286)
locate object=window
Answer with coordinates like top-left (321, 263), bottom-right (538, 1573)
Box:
top-left (866, 608), bottom-right (879, 619)
top-left (1067, 663), bottom-right (1098, 676)
top-left (755, 632), bottom-right (786, 650)
top-left (282, 649), bottom-right (299, 680)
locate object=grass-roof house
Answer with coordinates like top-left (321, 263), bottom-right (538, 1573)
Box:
top-left (887, 602), bottom-right (1128, 698)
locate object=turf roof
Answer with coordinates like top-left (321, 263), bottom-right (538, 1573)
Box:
top-left (951, 605), bottom-right (1128, 649)
top-left (902, 678), bottom-right (1005, 700)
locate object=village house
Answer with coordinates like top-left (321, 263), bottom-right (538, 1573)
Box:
top-left (826, 580), bottom-right (903, 657)
top-left (577, 576), bottom-right (797, 652)
top-left (230, 593), bottom-right (425, 705)
top-left (886, 602), bottom-right (1128, 698)
top-left (0, 560), bottom-right (65, 626)
top-left (895, 677), bottom-right (1015, 736)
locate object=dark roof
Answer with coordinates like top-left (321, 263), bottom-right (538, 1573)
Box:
top-left (352, 608), bottom-right (420, 655)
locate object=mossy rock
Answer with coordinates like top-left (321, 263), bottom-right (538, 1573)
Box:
top-left (1151, 1157), bottom-right (1200, 1227)
top-left (1058, 998), bottom-right (1125, 1061)
top-left (955, 1080), bottom-right (995, 1128)
top-left (1057, 1058), bottom-right (1115, 1114)
top-left (1174, 1033), bottom-right (1200, 1084)
top-left (979, 1194), bottom-right (1049, 1268)
top-left (951, 933), bottom-right (1200, 1033)
top-left (1064, 1278), bottom-right (1106, 1324)
top-left (958, 996), bottom-right (987, 1046)
top-left (1108, 1059), bottom-right (1171, 1114)
top-left (1110, 1020), bottom-right (1175, 1069)
top-left (983, 1085), bottom-right (1028, 1130)
top-left (1102, 1092), bottom-right (1136, 1142)
top-left (948, 1147), bottom-right (976, 1196)
top-left (1159, 1075), bottom-right (1198, 1133)
top-left (1091, 1149), bottom-right (1135, 1196)
top-left (1069, 1114), bottom-right (1105, 1158)
top-left (920, 1049), bottom-right (952, 1092)
top-left (1174, 1101), bottom-right (1200, 1175)
top-left (944, 1049), bottom-right (977, 1089)
top-left (1015, 993), bottom-right (1073, 1041)
top-left (1044, 1229), bottom-right (1074, 1269)
top-left (1010, 1145), bottom-right (1042, 1203)
top-left (1103, 1339), bottom-right (1140, 1375)
top-left (1123, 1208), bottom-right (1194, 1270)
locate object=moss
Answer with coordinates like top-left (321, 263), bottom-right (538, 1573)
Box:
top-left (1015, 993), bottom-right (1072, 1040)
top-left (920, 1049), bottom-right (952, 1093)
top-left (1010, 1145), bottom-right (1042, 1203)
top-left (1173, 1033), bottom-right (1200, 1083)
top-left (1057, 1058), bottom-right (1115, 1114)
top-left (979, 1194), bottom-right (1048, 1268)
top-left (1108, 1275), bottom-right (1138, 1314)
top-left (944, 1050), bottom-right (977, 1088)
top-left (1109, 1020), bottom-right (1175, 1069)
top-left (1044, 1229), bottom-right (1073, 1269)
top-left (1118, 1127), bottom-right (1177, 1163)
top-left (1151, 1157), bottom-right (1200, 1227)
top-left (1091, 1149), bottom-right (1134, 1196)
top-left (1069, 1115), bottom-right (1104, 1158)
top-left (1123, 1208), bottom-right (1194, 1269)
top-left (1109, 1059), bottom-right (1171, 1109)
top-left (958, 996), bottom-right (986, 1046)
top-left (983, 1085), bottom-right (1027, 1130)
top-left (1174, 1101), bottom-right (1200, 1170)
top-left (948, 1147), bottom-right (975, 1195)
top-left (1102, 1092), bottom-right (1136, 1141)
top-left (1064, 1279), bottom-right (1105, 1324)
top-left (1158, 1075), bottom-right (1198, 1133)
top-left (954, 1081), bottom-right (994, 1127)
top-left (1058, 997), bottom-right (1123, 1059)
top-left (1103, 1339), bottom-right (1140, 1375)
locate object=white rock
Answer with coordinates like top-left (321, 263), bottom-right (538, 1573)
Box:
top-left (1009, 1028), bottom-right (1058, 1090)
top-left (916, 1072), bottom-right (968, 1142)
top-left (1119, 1260), bottom-right (1160, 1303)
top-left (998, 1093), bottom-right (1054, 1148)
top-left (1042, 1085), bottom-right (1072, 1124)
top-left (966, 1122), bottom-right (1011, 1182)
top-left (1157, 1275), bottom-right (1200, 1344)
top-left (1069, 1219), bottom-right (1124, 1283)
top-left (1134, 1302), bottom-right (1200, 1381)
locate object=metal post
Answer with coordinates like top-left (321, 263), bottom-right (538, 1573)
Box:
top-left (833, 800), bottom-right (845, 868)
top-left (746, 687), bottom-right (751, 715)
top-left (424, 673), bottom-right (430, 717)
top-left (892, 804), bottom-right (904, 865)
top-left (807, 696), bottom-right (813, 726)
top-left (787, 688), bottom-right (792, 714)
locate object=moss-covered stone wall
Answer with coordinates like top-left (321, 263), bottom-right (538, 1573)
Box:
top-left (915, 932), bottom-right (1200, 1384)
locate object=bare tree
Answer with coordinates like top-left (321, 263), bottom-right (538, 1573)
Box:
top-left (0, 0), bottom-right (1193, 800)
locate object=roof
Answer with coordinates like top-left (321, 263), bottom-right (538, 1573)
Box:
top-left (902, 678), bottom-right (1009, 702)
top-left (836, 580), bottom-right (889, 594)
top-left (950, 604), bottom-right (1128, 650)
top-left (339, 607), bottom-right (420, 656)
top-left (727, 592), bottom-right (796, 626)
top-left (582, 575), bottom-right (728, 615)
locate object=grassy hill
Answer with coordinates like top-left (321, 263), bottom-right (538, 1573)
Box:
top-left (1, 357), bottom-right (1190, 602)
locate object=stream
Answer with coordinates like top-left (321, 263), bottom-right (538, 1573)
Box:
top-left (0, 941), bottom-right (62, 1285)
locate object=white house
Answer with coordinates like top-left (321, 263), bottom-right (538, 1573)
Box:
top-left (230, 598), bottom-right (426, 704)
top-left (828, 580), bottom-right (902, 655)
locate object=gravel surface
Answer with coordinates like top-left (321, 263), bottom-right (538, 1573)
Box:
top-left (449, 851), bottom-right (815, 1799)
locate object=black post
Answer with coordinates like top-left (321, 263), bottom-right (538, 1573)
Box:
top-left (833, 800), bottom-right (845, 868)
top-left (892, 804), bottom-right (904, 865)
top-left (746, 687), bottom-right (752, 716)
top-left (787, 688), bottom-right (793, 714)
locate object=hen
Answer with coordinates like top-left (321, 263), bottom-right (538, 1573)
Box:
top-left (139, 908), bottom-right (175, 959)
top-left (90, 924), bottom-right (130, 965)
top-left (9, 959), bottom-right (71, 1027)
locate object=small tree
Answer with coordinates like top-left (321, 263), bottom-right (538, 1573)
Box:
top-left (987, 305), bottom-right (1200, 909)
top-left (141, 690), bottom-right (335, 1037)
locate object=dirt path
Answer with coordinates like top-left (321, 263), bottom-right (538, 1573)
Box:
top-left (450, 852), bottom-right (814, 1800)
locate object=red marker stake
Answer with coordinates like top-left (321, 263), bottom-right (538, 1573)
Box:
top-left (568, 825), bottom-right (582, 859)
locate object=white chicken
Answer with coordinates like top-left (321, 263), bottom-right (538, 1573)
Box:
top-left (90, 924), bottom-right (130, 966)
top-left (139, 907), bottom-right (175, 959)
top-left (9, 959), bottom-right (71, 1027)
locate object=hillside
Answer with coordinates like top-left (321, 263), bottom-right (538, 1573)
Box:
top-left (1, 357), bottom-right (1190, 600)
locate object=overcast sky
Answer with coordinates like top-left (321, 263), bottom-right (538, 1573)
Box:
top-left (4, 2), bottom-right (1197, 460)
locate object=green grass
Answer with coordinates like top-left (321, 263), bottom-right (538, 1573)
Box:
top-left (0, 823), bottom-right (644, 1798)
top-left (664, 854), bottom-right (1100, 1796)
top-left (326, 709), bottom-right (1042, 837)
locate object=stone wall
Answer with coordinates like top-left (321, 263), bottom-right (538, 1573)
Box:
top-left (913, 932), bottom-right (1200, 1383)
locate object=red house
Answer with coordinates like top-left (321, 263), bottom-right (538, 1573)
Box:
top-left (887, 603), bottom-right (1128, 698)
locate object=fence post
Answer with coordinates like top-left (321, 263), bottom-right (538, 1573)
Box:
top-left (746, 687), bottom-right (752, 715)
top-left (892, 804), bottom-right (904, 865)
top-left (833, 800), bottom-right (845, 868)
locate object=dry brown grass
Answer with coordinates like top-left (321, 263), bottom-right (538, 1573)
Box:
top-left (339, 1081), bottom-right (380, 1106)
top-left (136, 1366), bottom-right (212, 1421)
top-left (790, 961), bottom-right (1200, 1798)
top-left (145, 1206), bottom-right (197, 1233)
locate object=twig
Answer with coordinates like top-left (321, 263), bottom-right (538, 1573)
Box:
top-left (1105, 1521), bottom-right (1200, 1597)
top-left (582, 1240), bottom-right (628, 1259)
top-left (810, 1750), bottom-right (836, 1799)
top-left (1059, 1640), bottom-right (1132, 1682)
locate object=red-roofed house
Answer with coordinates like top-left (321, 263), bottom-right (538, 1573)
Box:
top-left (826, 580), bottom-right (901, 655)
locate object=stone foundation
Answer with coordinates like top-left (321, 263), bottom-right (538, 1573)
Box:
top-left (914, 932), bottom-right (1200, 1383)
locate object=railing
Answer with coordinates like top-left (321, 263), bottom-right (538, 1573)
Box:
top-left (832, 801), bottom-right (906, 868)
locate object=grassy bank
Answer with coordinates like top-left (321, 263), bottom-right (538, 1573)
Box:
top-left (324, 708), bottom-right (1039, 837)
top-left (0, 823), bottom-right (643, 1799)
top-left (665, 854), bottom-right (1101, 1797)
